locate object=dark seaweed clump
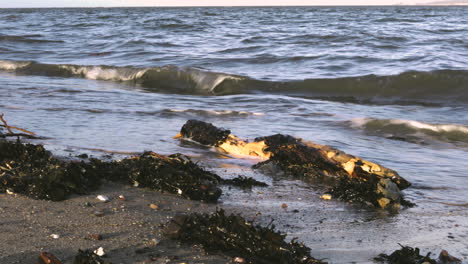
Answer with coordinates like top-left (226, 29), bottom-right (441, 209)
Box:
top-left (254, 134), bottom-right (410, 209)
top-left (73, 249), bottom-right (112, 264)
top-left (254, 134), bottom-right (348, 179)
top-left (180, 119), bottom-right (231, 146)
top-left (95, 152), bottom-right (222, 202)
top-left (221, 176), bottom-right (268, 188)
top-left (375, 245), bottom-right (436, 264)
top-left (328, 169), bottom-right (415, 209)
top-left (164, 209), bottom-right (326, 264)
top-left (0, 140), bottom-right (101, 201)
top-left (328, 177), bottom-right (383, 207)
top-left (0, 140), bottom-right (222, 202)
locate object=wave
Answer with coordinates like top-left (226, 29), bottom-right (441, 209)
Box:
top-left (348, 118), bottom-right (468, 145)
top-left (161, 109), bottom-right (264, 117)
top-left (373, 17), bottom-right (422, 23)
top-left (0, 60), bottom-right (467, 105)
top-left (0, 34), bottom-right (64, 43)
top-left (37, 106), bottom-right (263, 118)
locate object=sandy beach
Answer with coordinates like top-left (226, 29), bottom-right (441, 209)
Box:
top-left (0, 181), bottom-right (234, 264)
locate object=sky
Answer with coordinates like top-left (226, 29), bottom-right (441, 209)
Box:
top-left (1, 0), bottom-right (436, 8)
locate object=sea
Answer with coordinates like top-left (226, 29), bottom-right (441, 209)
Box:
top-left (0, 6), bottom-right (467, 263)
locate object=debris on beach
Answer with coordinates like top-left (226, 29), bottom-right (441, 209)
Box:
top-left (163, 209), bottom-right (326, 264)
top-left (375, 245), bottom-right (461, 264)
top-left (87, 234), bottom-right (103, 241)
top-left (96, 151), bottom-right (222, 202)
top-left (50, 234), bottom-right (60, 239)
top-left (221, 176), bottom-right (268, 188)
top-left (93, 210), bottom-right (105, 217)
top-left (39, 251), bottom-right (62, 264)
top-left (0, 113), bottom-right (41, 139)
top-left (176, 119), bottom-right (231, 146)
top-left (0, 140), bottom-right (102, 201)
top-left (0, 139), bottom-right (223, 202)
top-left (73, 249), bottom-right (112, 264)
top-left (177, 120), bottom-right (412, 209)
top-left (438, 250), bottom-right (462, 263)
top-left (93, 247), bottom-right (106, 257)
top-left (96, 195), bottom-right (110, 202)
top-left (149, 203), bottom-right (159, 210)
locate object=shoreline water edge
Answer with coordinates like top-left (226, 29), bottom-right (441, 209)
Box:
top-left (0, 118), bottom-right (464, 264)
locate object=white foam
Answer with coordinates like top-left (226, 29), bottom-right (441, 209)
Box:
top-left (350, 117), bottom-right (468, 134)
top-left (67, 66), bottom-right (147, 81)
top-left (0, 60), bottom-right (31, 70)
top-left (189, 70), bottom-right (243, 92)
top-left (167, 109), bottom-right (264, 116)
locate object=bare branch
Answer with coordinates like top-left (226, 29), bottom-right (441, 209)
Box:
top-left (0, 113), bottom-right (37, 136)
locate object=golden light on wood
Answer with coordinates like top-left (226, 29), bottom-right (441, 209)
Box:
top-left (217, 135), bottom-right (271, 159)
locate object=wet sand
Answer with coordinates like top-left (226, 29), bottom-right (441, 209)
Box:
top-left (1, 138), bottom-right (467, 264)
top-left (0, 181), bottom-right (233, 264)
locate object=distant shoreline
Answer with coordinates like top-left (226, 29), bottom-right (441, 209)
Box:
top-left (1, 4), bottom-right (467, 9)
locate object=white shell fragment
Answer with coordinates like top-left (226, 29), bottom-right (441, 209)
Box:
top-left (50, 234), bottom-right (60, 239)
top-left (94, 247), bottom-right (106, 256)
top-left (234, 257), bottom-right (246, 263)
top-left (96, 195), bottom-right (110, 202)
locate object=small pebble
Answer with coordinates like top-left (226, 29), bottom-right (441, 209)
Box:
top-left (321, 194), bottom-right (332, 200)
top-left (39, 252), bottom-right (62, 264)
top-left (96, 195), bottom-right (110, 202)
top-left (118, 195), bottom-right (126, 201)
top-left (149, 203), bottom-right (159, 210)
top-left (148, 238), bottom-right (159, 246)
top-left (50, 234), bottom-right (60, 239)
top-left (94, 247), bottom-right (105, 257)
top-left (281, 203), bottom-right (288, 209)
top-left (6, 189), bottom-right (14, 195)
top-left (88, 234), bottom-right (102, 241)
top-left (234, 257), bottom-right (245, 263)
top-left (93, 210), bottom-right (105, 217)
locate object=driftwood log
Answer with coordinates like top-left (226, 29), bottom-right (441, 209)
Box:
top-left (177, 120), bottom-right (412, 209)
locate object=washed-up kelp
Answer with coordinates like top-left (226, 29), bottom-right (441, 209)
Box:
top-left (178, 120), bottom-right (412, 209)
top-left (94, 152), bottom-right (222, 202)
top-left (0, 140), bottom-right (222, 202)
top-left (0, 140), bottom-right (101, 201)
top-left (375, 245), bottom-right (436, 264)
top-left (164, 209), bottom-right (326, 264)
top-left (375, 245), bottom-right (462, 264)
top-left (221, 176), bottom-right (268, 188)
top-left (178, 119), bottom-right (231, 146)
top-left (73, 249), bottom-right (112, 264)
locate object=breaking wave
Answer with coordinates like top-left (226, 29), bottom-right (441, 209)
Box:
top-left (1, 59), bottom-right (467, 105)
top-left (348, 118), bottom-right (468, 145)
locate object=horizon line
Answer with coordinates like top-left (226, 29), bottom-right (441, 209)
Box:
top-left (1, 4), bottom-right (467, 8)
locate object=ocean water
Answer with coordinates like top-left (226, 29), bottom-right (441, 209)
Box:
top-left (0, 6), bottom-right (467, 263)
